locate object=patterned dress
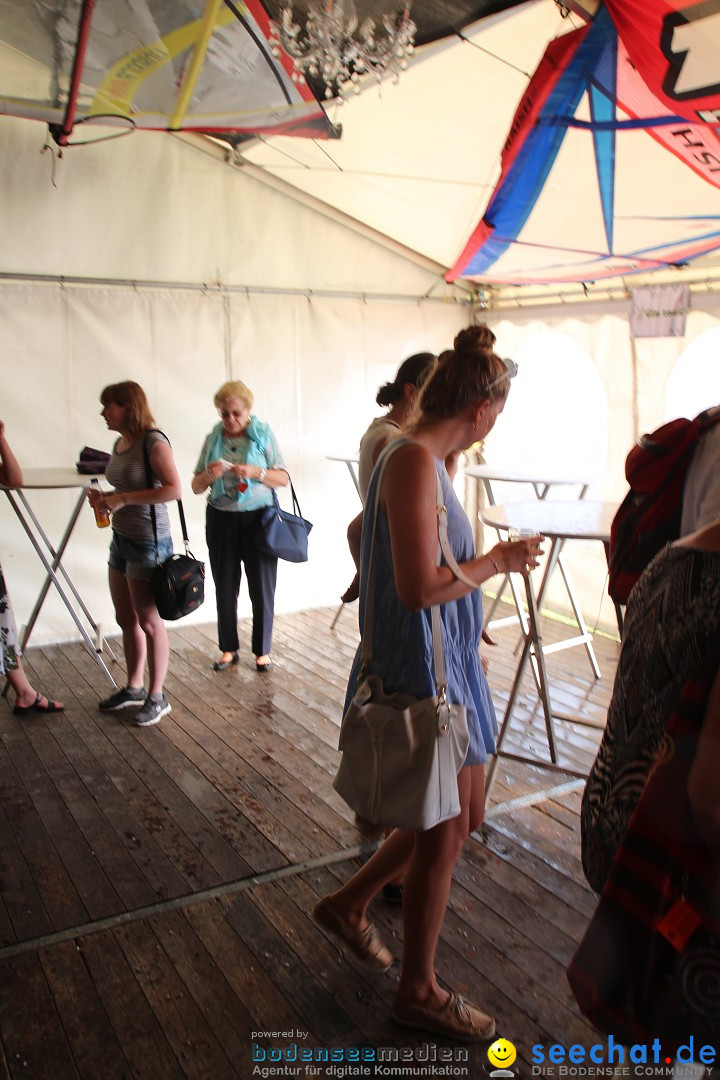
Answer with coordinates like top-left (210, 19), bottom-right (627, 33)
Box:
top-left (581, 543), bottom-right (720, 893)
top-left (344, 439), bottom-right (497, 766)
top-left (0, 561), bottom-right (20, 676)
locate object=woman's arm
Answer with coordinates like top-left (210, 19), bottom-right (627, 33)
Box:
top-left (688, 665), bottom-right (720, 858)
top-left (239, 424), bottom-right (289, 489)
top-left (0, 421), bottom-right (23, 488)
top-left (229, 463), bottom-right (288, 489)
top-left (99, 439), bottom-right (182, 513)
top-left (383, 443), bottom-right (540, 612)
top-left (192, 460), bottom-right (224, 494)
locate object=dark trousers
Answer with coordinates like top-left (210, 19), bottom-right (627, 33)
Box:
top-left (206, 504), bottom-right (277, 657)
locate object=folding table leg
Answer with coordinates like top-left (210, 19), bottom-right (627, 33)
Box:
top-left (556, 553), bottom-right (602, 679)
top-left (5, 490), bottom-right (117, 686)
top-left (485, 573), bottom-right (558, 802)
top-left (330, 601), bottom-right (348, 630)
top-left (16, 490), bottom-right (115, 660)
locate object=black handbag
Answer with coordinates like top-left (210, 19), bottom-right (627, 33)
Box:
top-left (257, 479), bottom-right (313, 563)
top-left (152, 547), bottom-right (205, 621)
top-left (143, 432), bottom-right (205, 620)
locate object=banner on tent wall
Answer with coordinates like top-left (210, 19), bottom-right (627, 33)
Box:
top-left (630, 284), bottom-right (689, 337)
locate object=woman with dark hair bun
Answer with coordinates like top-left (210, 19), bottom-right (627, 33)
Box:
top-left (343, 332), bottom-right (498, 605)
top-left (340, 352), bottom-right (436, 608)
top-left (358, 352), bottom-right (436, 501)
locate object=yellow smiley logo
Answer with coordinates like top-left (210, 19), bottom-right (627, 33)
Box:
top-left (488, 1039), bottom-right (517, 1069)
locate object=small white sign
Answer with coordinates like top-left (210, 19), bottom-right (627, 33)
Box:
top-left (630, 284), bottom-right (689, 338)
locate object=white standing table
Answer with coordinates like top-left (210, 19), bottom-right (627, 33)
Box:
top-left (465, 464), bottom-right (593, 501)
top-left (1, 469), bottom-right (118, 686)
top-left (464, 464), bottom-right (593, 644)
top-left (326, 455), bottom-right (361, 500)
top-left (480, 499), bottom-right (618, 798)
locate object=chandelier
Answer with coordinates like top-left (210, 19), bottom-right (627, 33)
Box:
top-left (269, 0), bottom-right (417, 100)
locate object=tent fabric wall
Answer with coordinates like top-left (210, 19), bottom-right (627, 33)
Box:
top-left (0, 278), bottom-right (468, 646)
top-left (6, 276), bottom-right (718, 647)
top-left (482, 301), bottom-right (720, 632)
top-left (0, 114), bottom-right (470, 647)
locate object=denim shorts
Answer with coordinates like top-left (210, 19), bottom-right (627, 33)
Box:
top-left (108, 531), bottom-right (174, 582)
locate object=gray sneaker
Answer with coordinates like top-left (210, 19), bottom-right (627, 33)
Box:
top-left (134, 696), bottom-right (171, 727)
top-left (99, 686), bottom-right (146, 711)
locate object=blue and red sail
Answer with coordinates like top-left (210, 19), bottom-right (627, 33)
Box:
top-left (447, 0), bottom-right (720, 285)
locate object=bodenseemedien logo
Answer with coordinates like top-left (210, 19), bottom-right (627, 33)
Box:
top-left (488, 1038), bottom-right (517, 1077)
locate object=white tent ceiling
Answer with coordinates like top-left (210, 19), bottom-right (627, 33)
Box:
top-left (234, 0), bottom-right (720, 294)
top-left (240, 1), bottom-right (573, 272)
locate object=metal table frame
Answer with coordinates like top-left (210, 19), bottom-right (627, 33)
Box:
top-left (2, 469), bottom-right (117, 687)
top-left (480, 499), bottom-right (618, 800)
top-left (464, 465), bottom-right (594, 664)
top-left (326, 455), bottom-right (361, 500)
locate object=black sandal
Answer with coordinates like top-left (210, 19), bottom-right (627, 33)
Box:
top-left (13, 692), bottom-right (65, 715)
top-left (212, 652), bottom-right (239, 671)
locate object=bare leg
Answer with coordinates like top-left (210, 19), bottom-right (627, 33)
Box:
top-left (109, 568), bottom-right (146, 688)
top-left (5, 663), bottom-right (62, 710)
top-left (322, 765), bottom-right (486, 1009)
top-left (127, 578), bottom-right (169, 696)
top-left (398, 766), bottom-right (484, 1009)
top-left (325, 828), bottom-right (417, 931)
top-left (5, 662), bottom-right (36, 705)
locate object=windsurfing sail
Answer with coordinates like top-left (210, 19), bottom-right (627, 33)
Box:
top-left (447, 0), bottom-right (720, 285)
top-left (0, 0), bottom-right (333, 144)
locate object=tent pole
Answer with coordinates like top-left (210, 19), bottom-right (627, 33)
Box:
top-left (54, 0), bottom-right (96, 146)
top-left (629, 329), bottom-right (639, 444)
top-left (0, 271), bottom-right (469, 306)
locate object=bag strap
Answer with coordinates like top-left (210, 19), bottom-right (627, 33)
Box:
top-left (436, 475), bottom-right (478, 590)
top-left (142, 429), bottom-right (190, 555)
top-left (271, 477), bottom-right (305, 521)
top-left (360, 438), bottom-right (476, 694)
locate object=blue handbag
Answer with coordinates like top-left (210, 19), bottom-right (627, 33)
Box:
top-left (257, 479), bottom-right (313, 563)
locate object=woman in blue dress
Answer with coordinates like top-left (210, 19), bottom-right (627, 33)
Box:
top-left (313, 327), bottom-right (542, 1041)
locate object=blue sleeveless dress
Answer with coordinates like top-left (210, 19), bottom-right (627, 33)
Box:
top-left (344, 440), bottom-right (497, 766)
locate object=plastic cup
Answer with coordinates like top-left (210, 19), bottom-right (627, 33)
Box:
top-left (508, 526), bottom-right (539, 542)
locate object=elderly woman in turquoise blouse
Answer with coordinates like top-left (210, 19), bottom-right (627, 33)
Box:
top-left (192, 380), bottom-right (288, 673)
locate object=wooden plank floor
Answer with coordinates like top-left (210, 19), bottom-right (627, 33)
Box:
top-left (0, 601), bottom-right (620, 1080)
